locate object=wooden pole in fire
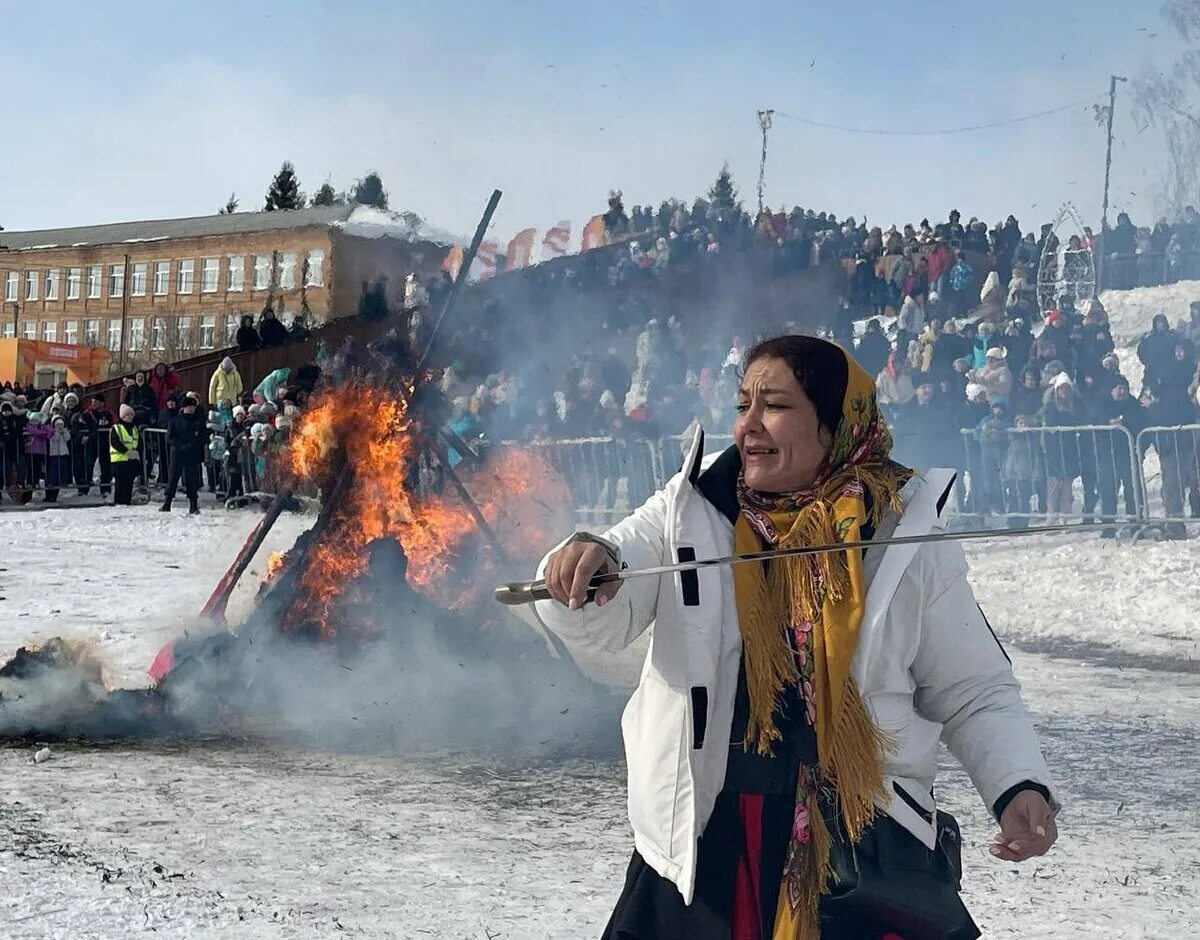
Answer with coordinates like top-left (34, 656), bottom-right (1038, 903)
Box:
top-left (200, 190), bottom-right (504, 623)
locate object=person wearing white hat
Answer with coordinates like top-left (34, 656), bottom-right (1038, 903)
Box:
top-left (967, 345), bottom-right (1013, 401)
top-left (110, 405), bottom-right (142, 506)
top-left (1042, 373), bottom-right (1081, 522)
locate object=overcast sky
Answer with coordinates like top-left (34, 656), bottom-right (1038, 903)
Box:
top-left (0, 0), bottom-right (1178, 245)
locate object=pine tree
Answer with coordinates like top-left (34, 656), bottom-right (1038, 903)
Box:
top-left (351, 171), bottom-right (389, 209)
top-left (311, 182), bottom-right (338, 207)
top-left (265, 161), bottom-right (302, 211)
top-left (218, 192), bottom-right (239, 215)
top-left (708, 163), bottom-right (740, 216)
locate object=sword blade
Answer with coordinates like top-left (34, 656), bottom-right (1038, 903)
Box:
top-left (494, 521), bottom-right (1133, 606)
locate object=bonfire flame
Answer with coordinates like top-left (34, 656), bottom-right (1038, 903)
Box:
top-left (280, 382), bottom-right (570, 638)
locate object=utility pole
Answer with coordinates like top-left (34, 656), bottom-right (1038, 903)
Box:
top-left (1098, 74), bottom-right (1127, 291)
top-left (756, 109), bottom-right (774, 217)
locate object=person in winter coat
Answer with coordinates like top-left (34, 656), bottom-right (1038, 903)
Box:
top-left (974, 399), bottom-right (1010, 514)
top-left (968, 347), bottom-right (1013, 401)
top-left (122, 371), bottom-right (158, 426)
top-left (1041, 373), bottom-right (1083, 520)
top-left (536, 336), bottom-right (1056, 939)
top-left (1088, 378), bottom-right (1145, 535)
top-left (44, 415), bottom-right (71, 502)
top-left (150, 362), bottom-right (180, 414)
top-left (161, 397), bottom-right (208, 514)
top-left (23, 412), bottom-right (52, 493)
top-left (929, 319), bottom-right (971, 380)
top-left (1003, 413), bottom-right (1044, 524)
top-left (258, 308), bottom-right (288, 347)
top-left (235, 314), bottom-right (262, 351)
top-left (1010, 366), bottom-right (1044, 419)
top-left (853, 319), bottom-right (890, 378)
top-left (252, 367), bottom-right (290, 405)
top-left (75, 395), bottom-right (115, 497)
top-left (874, 351), bottom-right (916, 408)
top-left (1138, 314), bottom-right (1192, 397)
top-left (0, 401), bottom-right (26, 499)
top-left (109, 404), bottom-right (141, 506)
top-left (209, 357), bottom-right (244, 407)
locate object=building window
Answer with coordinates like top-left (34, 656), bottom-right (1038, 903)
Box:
top-left (227, 255), bottom-right (245, 291)
top-left (177, 316), bottom-right (192, 350)
top-left (151, 317), bottom-right (166, 351)
top-left (253, 255), bottom-right (271, 290)
top-left (84, 319), bottom-right (100, 345)
top-left (22, 320), bottom-right (36, 340)
top-left (131, 263), bottom-right (148, 296)
top-left (107, 320), bottom-right (121, 351)
top-left (64, 320), bottom-right (78, 344)
top-left (200, 257), bottom-right (219, 293)
top-left (25, 271), bottom-right (38, 302)
top-left (108, 263), bottom-right (125, 298)
top-left (4, 272), bottom-right (18, 302)
top-left (177, 259), bottom-right (195, 294)
top-left (45, 269), bottom-right (60, 301)
top-left (2, 322), bottom-right (12, 339)
top-left (40, 321), bottom-right (57, 342)
top-left (88, 265), bottom-right (102, 299)
top-left (199, 314), bottom-right (216, 350)
top-left (67, 267), bottom-right (82, 300)
top-left (153, 261), bottom-right (170, 295)
top-left (224, 313), bottom-right (240, 344)
top-left (305, 250), bottom-right (325, 286)
top-left (279, 252), bottom-right (297, 289)
top-left (128, 317), bottom-right (145, 351)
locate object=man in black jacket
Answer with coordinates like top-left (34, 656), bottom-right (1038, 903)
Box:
top-left (1089, 379), bottom-right (1146, 536)
top-left (75, 395), bottom-right (115, 497)
top-left (161, 396), bottom-right (208, 514)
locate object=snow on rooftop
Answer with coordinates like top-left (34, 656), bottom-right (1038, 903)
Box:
top-left (337, 205), bottom-right (464, 247)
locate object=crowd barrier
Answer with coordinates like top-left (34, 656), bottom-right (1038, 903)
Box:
top-left (527, 425), bottom-right (1199, 531)
top-left (1100, 250), bottom-right (1200, 291)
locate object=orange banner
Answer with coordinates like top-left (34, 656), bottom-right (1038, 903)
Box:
top-left (506, 228), bottom-right (537, 271)
top-left (1, 338), bottom-right (110, 386)
top-left (581, 214), bottom-right (607, 251)
top-left (441, 245), bottom-right (465, 279)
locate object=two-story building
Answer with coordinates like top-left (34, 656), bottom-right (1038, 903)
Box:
top-left (0, 204), bottom-right (458, 378)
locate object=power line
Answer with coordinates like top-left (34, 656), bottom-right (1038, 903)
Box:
top-left (774, 95), bottom-right (1104, 137)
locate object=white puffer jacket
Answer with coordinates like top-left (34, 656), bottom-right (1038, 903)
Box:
top-left (533, 430), bottom-right (1056, 904)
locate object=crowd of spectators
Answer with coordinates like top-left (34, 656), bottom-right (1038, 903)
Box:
top-left (0, 357), bottom-right (319, 510)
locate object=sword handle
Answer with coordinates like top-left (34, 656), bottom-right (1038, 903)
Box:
top-left (494, 578), bottom-right (601, 607)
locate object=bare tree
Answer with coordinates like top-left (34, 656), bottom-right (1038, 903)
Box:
top-left (1131, 1), bottom-right (1200, 215)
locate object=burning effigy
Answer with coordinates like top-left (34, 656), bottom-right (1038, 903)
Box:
top-left (0, 338), bottom-right (616, 752)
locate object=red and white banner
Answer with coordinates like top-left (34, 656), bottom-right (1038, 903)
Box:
top-left (542, 220), bottom-right (571, 258)
top-left (506, 228), bottom-right (537, 271)
top-left (581, 215), bottom-right (607, 252)
top-left (470, 239), bottom-right (499, 280)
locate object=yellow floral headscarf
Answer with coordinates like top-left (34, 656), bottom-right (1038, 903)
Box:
top-left (731, 342), bottom-right (911, 940)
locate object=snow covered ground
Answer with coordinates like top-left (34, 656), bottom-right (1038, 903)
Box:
top-left (1, 502), bottom-right (1199, 938)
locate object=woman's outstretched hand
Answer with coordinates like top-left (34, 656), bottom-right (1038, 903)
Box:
top-left (990, 791), bottom-right (1057, 862)
top-left (544, 540), bottom-right (622, 610)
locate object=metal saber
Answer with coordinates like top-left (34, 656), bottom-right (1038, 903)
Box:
top-left (494, 521), bottom-right (1136, 606)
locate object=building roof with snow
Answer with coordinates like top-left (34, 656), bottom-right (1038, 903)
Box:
top-left (0, 205), bottom-right (464, 252)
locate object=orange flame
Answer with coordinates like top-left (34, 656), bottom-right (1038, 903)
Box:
top-left (279, 383), bottom-right (571, 638)
top-left (265, 552), bottom-right (284, 581)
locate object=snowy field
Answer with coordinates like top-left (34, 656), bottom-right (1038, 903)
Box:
top-left (1, 501), bottom-right (1199, 938)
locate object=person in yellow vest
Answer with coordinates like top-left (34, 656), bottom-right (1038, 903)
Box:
top-left (110, 404), bottom-right (142, 506)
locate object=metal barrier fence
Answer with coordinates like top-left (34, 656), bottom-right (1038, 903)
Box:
top-left (949, 425), bottom-right (1143, 527)
top-left (1135, 425), bottom-right (1200, 535)
top-left (1099, 250), bottom-right (1200, 291)
top-left (529, 425), bottom-right (1197, 531)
